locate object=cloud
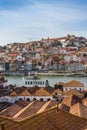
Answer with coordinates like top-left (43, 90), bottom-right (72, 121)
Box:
top-left (0, 1), bottom-right (87, 45)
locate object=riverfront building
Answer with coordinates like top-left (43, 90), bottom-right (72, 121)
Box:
top-left (63, 80), bottom-right (84, 92)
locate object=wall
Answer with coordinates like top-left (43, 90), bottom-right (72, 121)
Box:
top-left (63, 87), bottom-right (84, 92)
top-left (0, 95), bottom-right (53, 103)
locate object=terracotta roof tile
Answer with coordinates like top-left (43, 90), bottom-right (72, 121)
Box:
top-left (17, 101), bottom-right (45, 120)
top-left (0, 100), bottom-right (30, 118)
top-left (18, 89), bottom-right (31, 96)
top-left (0, 107), bottom-right (87, 130)
top-left (82, 98), bottom-right (87, 107)
top-left (28, 86), bottom-right (40, 95)
top-left (45, 101), bottom-right (57, 110)
top-left (70, 103), bottom-right (87, 119)
top-left (59, 103), bottom-right (70, 112)
top-left (34, 88), bottom-right (52, 96)
top-left (9, 91), bottom-right (17, 96)
top-left (64, 89), bottom-right (83, 97)
top-left (54, 89), bottom-right (63, 94)
top-left (44, 86), bottom-right (54, 94)
top-left (62, 94), bottom-right (82, 107)
top-left (63, 80), bottom-right (84, 87)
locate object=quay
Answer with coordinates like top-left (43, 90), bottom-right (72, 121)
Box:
top-left (0, 70), bottom-right (87, 77)
top-left (36, 71), bottom-right (87, 77)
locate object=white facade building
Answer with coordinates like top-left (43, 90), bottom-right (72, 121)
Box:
top-left (63, 80), bottom-right (84, 92)
top-left (0, 88), bottom-right (53, 103)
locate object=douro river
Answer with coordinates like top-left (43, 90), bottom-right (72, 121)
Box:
top-left (5, 75), bottom-right (87, 88)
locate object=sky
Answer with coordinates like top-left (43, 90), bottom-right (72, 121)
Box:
top-left (0, 0), bottom-right (87, 45)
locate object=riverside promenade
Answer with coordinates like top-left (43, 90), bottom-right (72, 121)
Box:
top-left (36, 71), bottom-right (87, 77)
top-left (0, 70), bottom-right (87, 77)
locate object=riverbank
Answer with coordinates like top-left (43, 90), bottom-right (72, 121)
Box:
top-left (0, 71), bottom-right (87, 77)
top-left (36, 71), bottom-right (87, 77)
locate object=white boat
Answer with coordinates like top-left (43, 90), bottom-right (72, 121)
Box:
top-left (24, 76), bottom-right (49, 87)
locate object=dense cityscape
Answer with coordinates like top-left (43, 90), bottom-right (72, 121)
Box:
top-left (0, 34), bottom-right (87, 76)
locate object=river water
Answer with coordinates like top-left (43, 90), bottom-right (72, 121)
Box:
top-left (5, 75), bottom-right (87, 88)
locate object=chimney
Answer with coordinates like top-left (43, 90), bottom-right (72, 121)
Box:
top-left (45, 80), bottom-right (49, 86)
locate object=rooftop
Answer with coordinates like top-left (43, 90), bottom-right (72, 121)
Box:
top-left (0, 107), bottom-right (87, 130)
top-left (18, 89), bottom-right (31, 96)
top-left (0, 100), bottom-right (57, 120)
top-left (62, 94), bottom-right (82, 107)
top-left (64, 89), bottom-right (83, 97)
top-left (0, 100), bottom-right (30, 118)
top-left (34, 88), bottom-right (52, 96)
top-left (63, 80), bottom-right (84, 87)
top-left (70, 103), bottom-right (87, 119)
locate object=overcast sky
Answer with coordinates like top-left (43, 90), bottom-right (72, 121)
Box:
top-left (0, 0), bottom-right (87, 45)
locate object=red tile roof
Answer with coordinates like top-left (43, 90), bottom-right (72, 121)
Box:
top-left (0, 100), bottom-right (30, 118)
top-left (62, 94), bottom-right (82, 107)
top-left (70, 103), bottom-right (87, 119)
top-left (82, 98), bottom-right (87, 107)
top-left (63, 80), bottom-right (84, 87)
top-left (34, 88), bottom-right (52, 96)
top-left (64, 89), bottom-right (83, 97)
top-left (0, 107), bottom-right (87, 130)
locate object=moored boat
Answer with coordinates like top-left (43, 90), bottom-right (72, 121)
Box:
top-left (24, 76), bottom-right (49, 87)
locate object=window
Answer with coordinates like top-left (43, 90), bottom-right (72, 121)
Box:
top-left (30, 81), bottom-right (32, 85)
top-left (27, 98), bottom-right (30, 101)
top-left (25, 81), bottom-right (27, 85)
top-left (19, 98), bottom-right (22, 100)
top-left (40, 98), bottom-right (43, 101)
top-left (33, 98), bottom-right (36, 101)
top-left (38, 81), bottom-right (40, 85)
top-left (33, 81), bottom-right (35, 84)
top-left (47, 98), bottom-right (50, 101)
top-left (36, 81), bottom-right (37, 85)
top-left (55, 92), bottom-right (57, 95)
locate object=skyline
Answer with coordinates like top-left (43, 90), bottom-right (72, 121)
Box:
top-left (0, 0), bottom-right (87, 45)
